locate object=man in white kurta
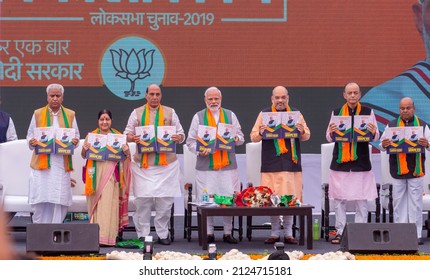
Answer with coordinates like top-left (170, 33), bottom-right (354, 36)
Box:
top-left (325, 82), bottom-right (379, 244)
top-left (26, 83), bottom-right (80, 224)
top-left (124, 84), bottom-right (185, 245)
top-left (186, 87), bottom-right (244, 244)
top-left (379, 97), bottom-right (430, 245)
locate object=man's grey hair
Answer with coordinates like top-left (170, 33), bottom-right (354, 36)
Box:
top-left (204, 86), bottom-right (222, 97)
top-left (46, 83), bottom-right (64, 95)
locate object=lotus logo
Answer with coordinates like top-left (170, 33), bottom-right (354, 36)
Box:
top-left (110, 48), bottom-right (154, 97)
top-left (101, 37), bottom-right (165, 101)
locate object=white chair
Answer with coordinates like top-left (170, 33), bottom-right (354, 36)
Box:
top-left (380, 149), bottom-right (430, 237)
top-left (245, 142), bottom-right (271, 240)
top-left (246, 141), bottom-right (262, 187)
top-left (379, 150), bottom-right (393, 223)
top-left (183, 146), bottom-right (197, 241)
top-left (245, 141), bottom-right (300, 240)
top-left (320, 143), bottom-right (381, 241)
top-left (182, 146), bottom-right (243, 241)
top-left (0, 140), bottom-right (33, 226)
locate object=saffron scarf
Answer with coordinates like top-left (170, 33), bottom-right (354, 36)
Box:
top-left (336, 103), bottom-right (361, 163)
top-left (396, 116), bottom-right (424, 176)
top-left (85, 128), bottom-right (126, 195)
top-left (140, 104), bottom-right (168, 168)
top-left (204, 108), bottom-right (231, 170)
top-left (38, 105), bottom-right (73, 171)
top-left (272, 105), bottom-right (298, 163)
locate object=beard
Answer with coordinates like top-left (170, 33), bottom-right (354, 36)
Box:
top-left (208, 105), bottom-right (220, 112)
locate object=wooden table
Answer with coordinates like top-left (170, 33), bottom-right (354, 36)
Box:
top-left (197, 204), bottom-right (314, 250)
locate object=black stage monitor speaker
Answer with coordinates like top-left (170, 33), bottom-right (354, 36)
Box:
top-left (26, 223), bottom-right (100, 255)
top-left (340, 223), bottom-right (418, 254)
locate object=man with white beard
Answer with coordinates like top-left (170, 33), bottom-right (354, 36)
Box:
top-left (361, 0), bottom-right (430, 134)
top-left (186, 87), bottom-right (245, 244)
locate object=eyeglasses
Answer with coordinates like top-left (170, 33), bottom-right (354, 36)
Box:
top-left (345, 91), bottom-right (360, 95)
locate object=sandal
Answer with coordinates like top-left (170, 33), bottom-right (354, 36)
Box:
top-left (331, 234), bottom-right (341, 244)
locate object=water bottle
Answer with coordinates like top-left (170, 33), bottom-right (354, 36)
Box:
top-left (202, 187), bottom-right (209, 203)
top-left (313, 218), bottom-right (320, 241)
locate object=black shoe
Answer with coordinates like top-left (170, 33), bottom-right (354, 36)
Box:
top-left (223, 234), bottom-right (238, 244)
top-left (138, 237), bottom-right (145, 242)
top-left (158, 237), bottom-right (171, 245)
top-left (207, 234), bottom-right (215, 243)
top-left (418, 238), bottom-right (424, 245)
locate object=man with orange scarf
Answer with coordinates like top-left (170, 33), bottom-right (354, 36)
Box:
top-left (250, 86), bottom-right (310, 245)
top-left (186, 87), bottom-right (245, 244)
top-left (326, 82), bottom-right (379, 244)
top-left (380, 97), bottom-right (430, 245)
top-left (124, 84), bottom-right (185, 245)
top-left (26, 83), bottom-right (80, 223)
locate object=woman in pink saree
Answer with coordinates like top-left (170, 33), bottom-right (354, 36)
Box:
top-left (81, 109), bottom-right (131, 246)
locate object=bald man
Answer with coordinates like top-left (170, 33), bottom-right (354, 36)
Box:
top-left (380, 97), bottom-right (430, 245)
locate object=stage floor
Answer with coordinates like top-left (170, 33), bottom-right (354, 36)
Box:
top-left (7, 213), bottom-right (430, 257)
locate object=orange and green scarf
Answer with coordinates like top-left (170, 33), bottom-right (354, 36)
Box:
top-left (396, 116), bottom-right (424, 176)
top-left (38, 105), bottom-right (73, 171)
top-left (272, 105), bottom-right (298, 163)
top-left (336, 103), bottom-right (361, 164)
top-left (205, 108), bottom-right (231, 170)
top-left (140, 104), bottom-right (168, 169)
top-left (85, 127), bottom-right (126, 195)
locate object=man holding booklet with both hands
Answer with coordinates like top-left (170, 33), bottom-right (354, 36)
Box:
top-left (124, 84), bottom-right (185, 246)
top-left (250, 85), bottom-right (310, 246)
top-left (325, 82), bottom-right (379, 244)
top-left (379, 97), bottom-right (430, 245)
top-left (186, 86), bottom-right (245, 245)
top-left (26, 83), bottom-right (80, 224)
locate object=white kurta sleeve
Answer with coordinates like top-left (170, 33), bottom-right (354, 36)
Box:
top-left (6, 117), bottom-right (18, 141)
top-left (185, 114), bottom-right (200, 155)
top-left (171, 109), bottom-right (185, 144)
top-left (26, 114), bottom-right (36, 150)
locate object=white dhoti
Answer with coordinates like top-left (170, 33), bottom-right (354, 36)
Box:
top-left (131, 160), bottom-right (181, 239)
top-left (29, 154), bottom-right (73, 223)
top-left (195, 169), bottom-right (240, 235)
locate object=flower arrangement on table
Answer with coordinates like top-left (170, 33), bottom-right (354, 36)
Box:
top-left (213, 186), bottom-right (301, 207)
